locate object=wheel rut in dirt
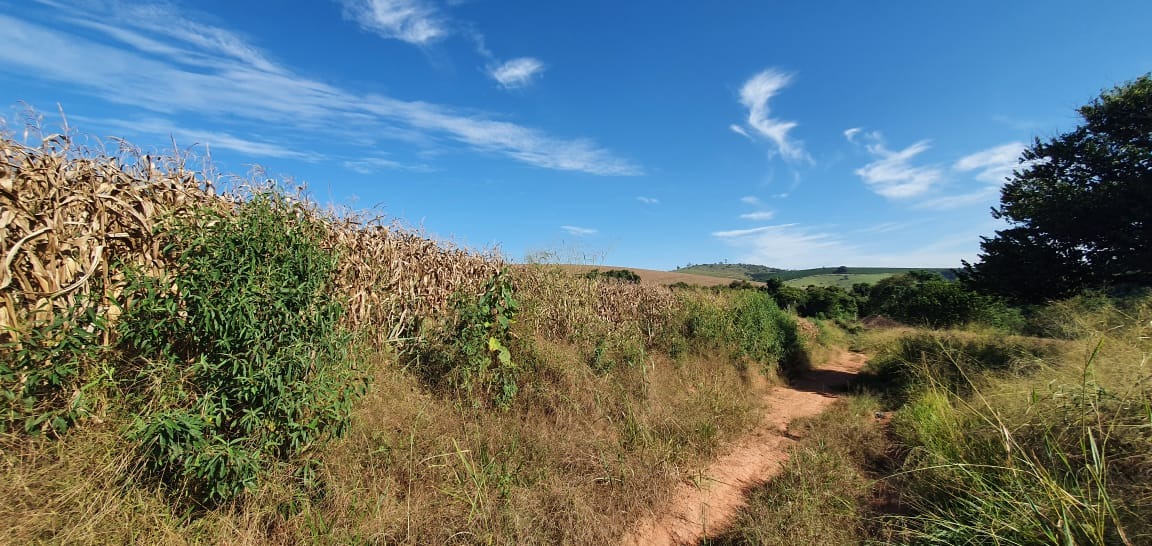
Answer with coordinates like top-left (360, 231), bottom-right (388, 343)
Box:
top-left (621, 350), bottom-right (868, 546)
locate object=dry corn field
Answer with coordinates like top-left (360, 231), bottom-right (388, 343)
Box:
top-left (0, 130), bottom-right (797, 545)
top-left (1, 130), bottom-right (700, 367)
top-left (0, 133), bottom-right (509, 352)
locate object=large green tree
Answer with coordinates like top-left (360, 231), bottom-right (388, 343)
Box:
top-left (961, 74), bottom-right (1152, 303)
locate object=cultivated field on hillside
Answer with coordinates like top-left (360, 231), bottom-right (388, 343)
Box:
top-left (0, 132), bottom-right (812, 545)
top-left (783, 273), bottom-right (891, 289)
top-left (676, 264), bottom-right (955, 286)
top-left (557, 264), bottom-right (750, 287)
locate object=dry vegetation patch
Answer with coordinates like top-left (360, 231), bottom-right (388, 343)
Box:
top-left (0, 131), bottom-right (808, 544)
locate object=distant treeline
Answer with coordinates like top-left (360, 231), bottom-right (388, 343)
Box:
top-left (675, 263), bottom-right (956, 283)
top-left (750, 267), bottom-right (957, 283)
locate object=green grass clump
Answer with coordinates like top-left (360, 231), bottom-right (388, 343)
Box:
top-left (861, 330), bottom-right (1061, 405)
top-left (116, 190), bottom-right (366, 506)
top-left (674, 289), bottom-right (806, 377)
top-left (875, 299), bottom-right (1152, 545)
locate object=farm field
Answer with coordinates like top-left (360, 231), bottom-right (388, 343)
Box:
top-left (783, 273), bottom-right (891, 289)
top-left (675, 264), bottom-right (956, 288)
top-left (2, 54), bottom-right (1150, 544)
top-left (555, 264), bottom-right (749, 287)
top-left (3, 128), bottom-right (1150, 545)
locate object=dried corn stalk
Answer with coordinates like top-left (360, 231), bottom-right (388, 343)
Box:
top-left (0, 132), bottom-right (502, 352)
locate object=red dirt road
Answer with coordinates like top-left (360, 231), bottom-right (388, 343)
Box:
top-left (621, 351), bottom-right (868, 546)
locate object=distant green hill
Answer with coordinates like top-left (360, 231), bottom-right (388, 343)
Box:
top-left (672, 264), bottom-right (956, 289)
top-left (672, 263), bottom-right (782, 280)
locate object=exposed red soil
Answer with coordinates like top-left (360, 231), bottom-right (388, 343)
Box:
top-left (621, 350), bottom-right (868, 546)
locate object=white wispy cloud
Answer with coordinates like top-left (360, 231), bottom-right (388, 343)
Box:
top-left (914, 186), bottom-right (1001, 210)
top-left (713, 225), bottom-right (792, 238)
top-left (88, 116), bottom-right (325, 161)
top-left (740, 195), bottom-right (762, 206)
top-left (637, 196), bottom-right (659, 205)
top-left (340, 0), bottom-right (447, 45)
top-left (712, 222), bottom-right (981, 269)
top-left (343, 157), bottom-right (435, 174)
top-left (712, 224), bottom-right (850, 267)
top-left (731, 69), bottom-right (807, 162)
top-left (855, 221), bottom-right (917, 234)
top-left (0, 5), bottom-right (639, 176)
top-left (843, 127), bottom-right (862, 142)
top-left (739, 211), bottom-right (776, 221)
top-left (488, 57), bottom-right (545, 89)
top-left (953, 142), bottom-right (1025, 184)
top-left (853, 134), bottom-right (943, 199)
top-left (560, 225), bottom-right (598, 236)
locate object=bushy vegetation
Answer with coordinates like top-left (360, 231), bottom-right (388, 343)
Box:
top-left (874, 300), bottom-right (1152, 544)
top-left (582, 268), bottom-right (642, 284)
top-left (116, 192), bottom-right (366, 505)
top-left (1, 132), bottom-right (813, 544)
top-left (1, 293), bottom-right (108, 436)
top-left (671, 287), bottom-right (805, 376)
top-left (408, 268), bottom-right (524, 409)
top-left (865, 271), bottom-right (1017, 329)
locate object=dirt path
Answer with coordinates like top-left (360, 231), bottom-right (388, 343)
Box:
top-left (621, 350), bottom-right (868, 546)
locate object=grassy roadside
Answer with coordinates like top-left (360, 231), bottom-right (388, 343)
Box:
top-left (702, 394), bottom-right (889, 545)
top-left (709, 296), bottom-right (1152, 545)
top-left (0, 287), bottom-right (801, 545)
top-left (1, 133), bottom-right (815, 544)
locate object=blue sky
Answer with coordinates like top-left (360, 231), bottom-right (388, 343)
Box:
top-left (2, 1), bottom-right (1150, 270)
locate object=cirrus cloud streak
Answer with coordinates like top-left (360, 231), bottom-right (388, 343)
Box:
top-left (0, 4), bottom-right (638, 176)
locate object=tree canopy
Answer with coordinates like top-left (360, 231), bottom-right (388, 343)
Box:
top-left (961, 74), bottom-right (1152, 303)
top-left (866, 271), bottom-right (992, 328)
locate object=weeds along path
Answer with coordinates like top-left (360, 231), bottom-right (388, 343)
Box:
top-left (621, 350), bottom-right (868, 546)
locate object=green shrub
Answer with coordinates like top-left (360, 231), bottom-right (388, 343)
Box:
top-left (117, 190), bottom-right (365, 506)
top-left (583, 268), bottom-right (641, 284)
top-left (730, 291), bottom-right (804, 375)
top-left (798, 285), bottom-right (859, 320)
top-left (668, 290), bottom-right (805, 376)
top-left (862, 332), bottom-right (1057, 404)
top-left (411, 268), bottom-right (524, 409)
top-left (867, 271), bottom-right (996, 328)
top-left (678, 294), bottom-right (728, 347)
top-left (1, 294), bottom-right (109, 436)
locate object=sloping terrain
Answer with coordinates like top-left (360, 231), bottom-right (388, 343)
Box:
top-left (622, 350), bottom-right (868, 545)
